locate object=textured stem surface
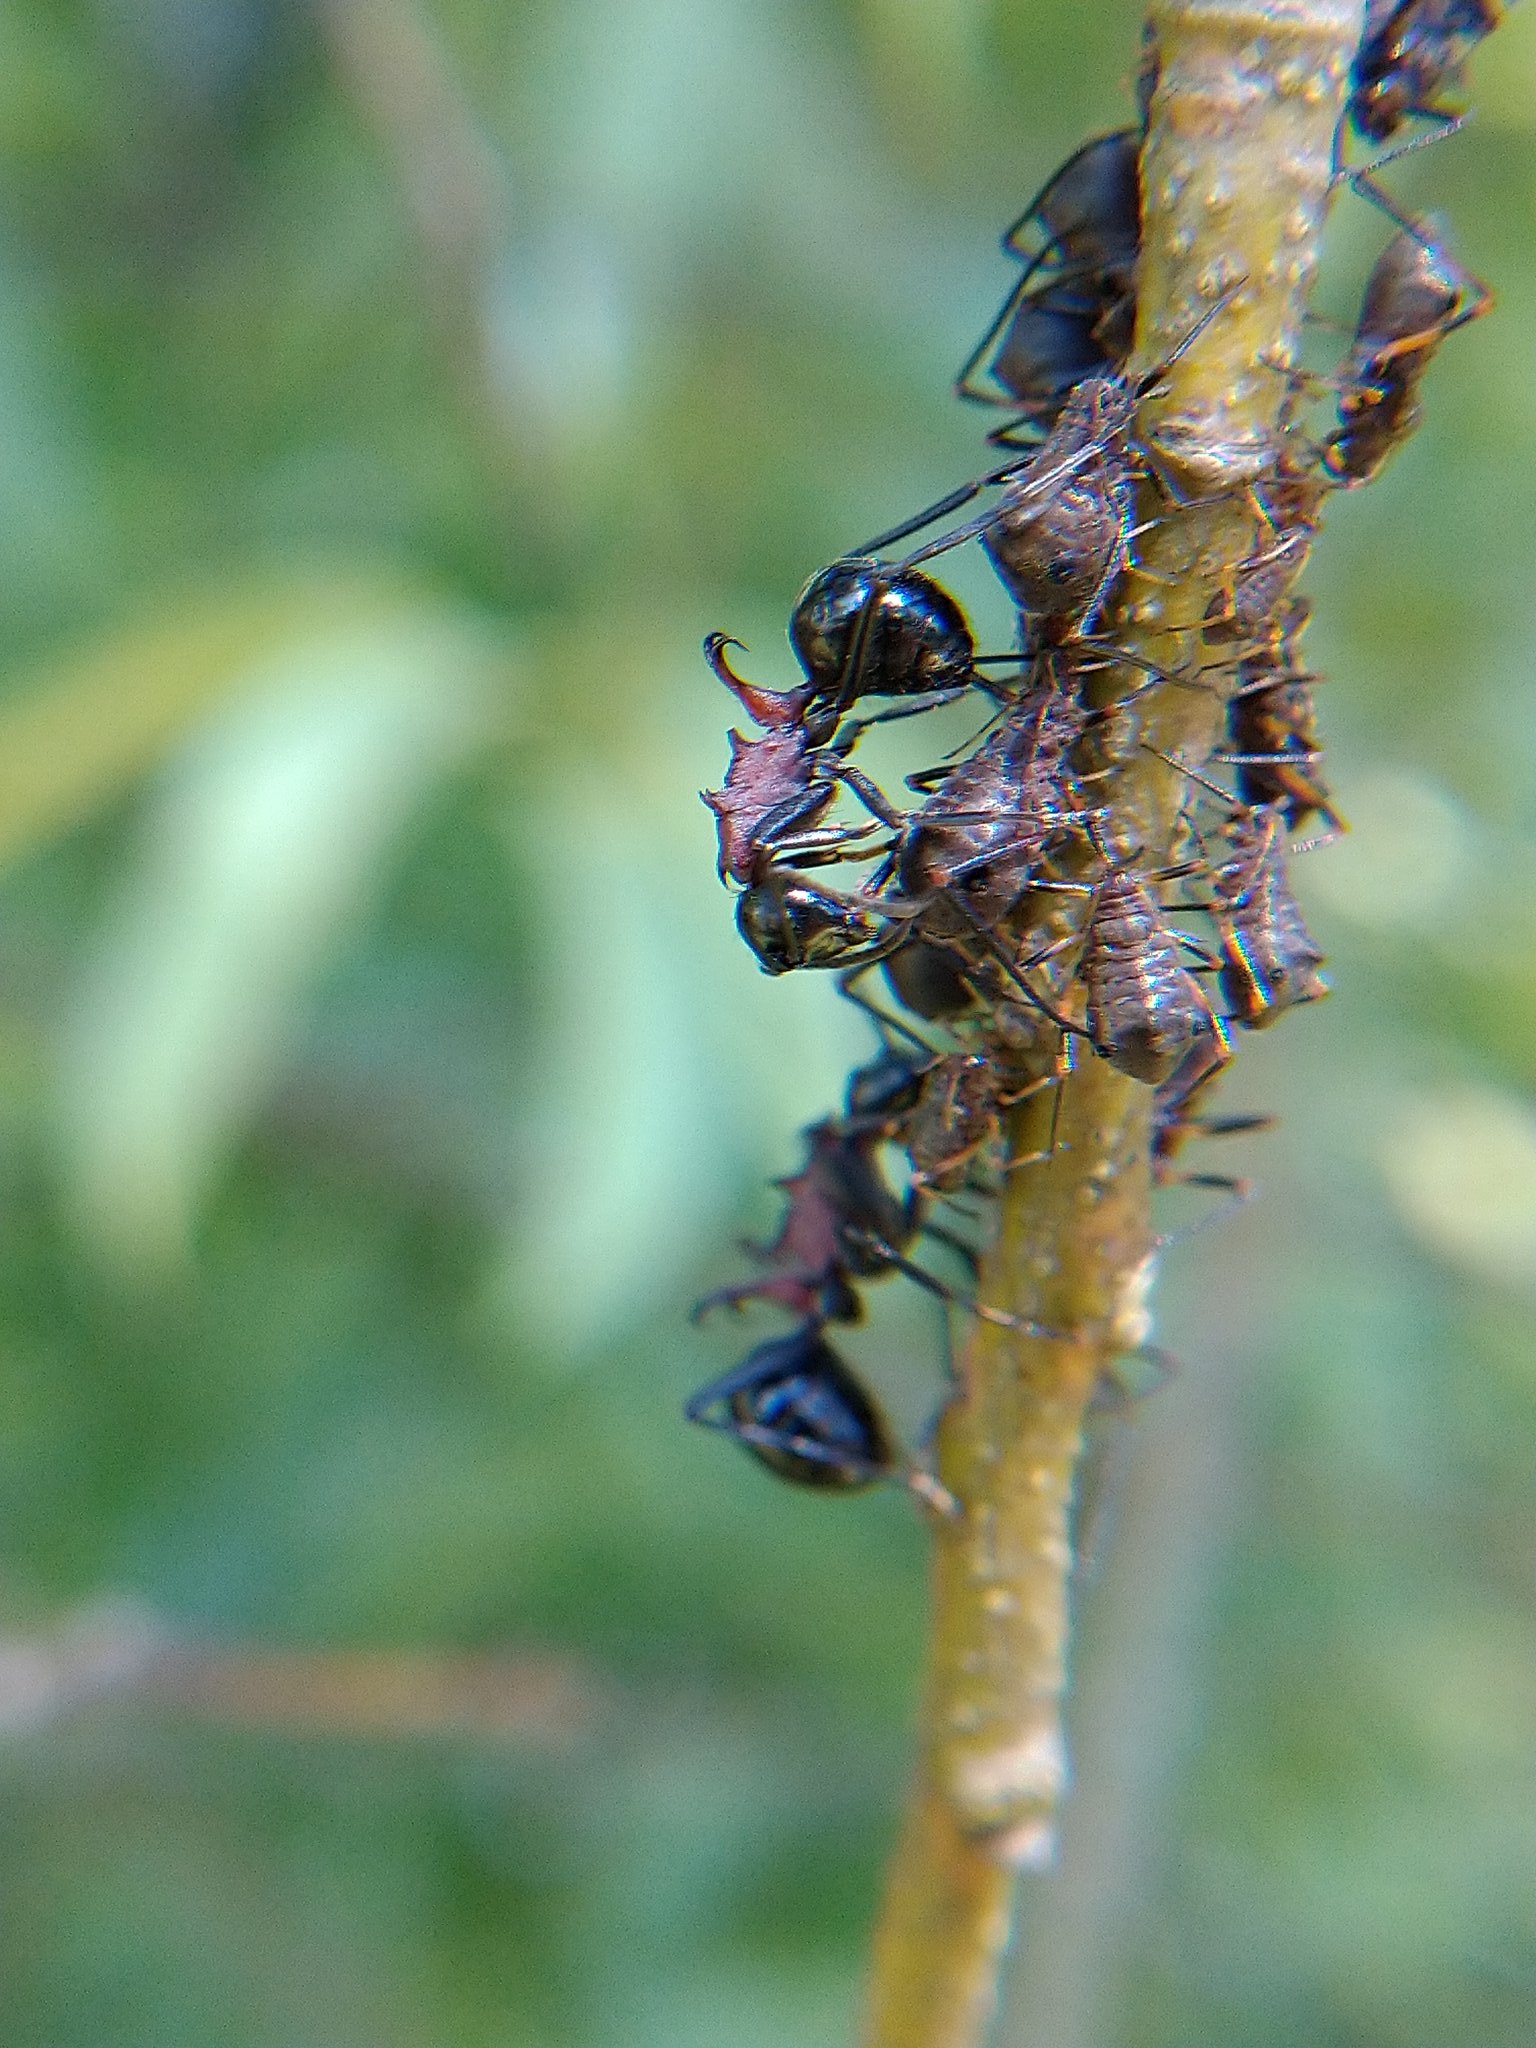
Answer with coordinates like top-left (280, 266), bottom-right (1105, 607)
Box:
top-left (860, 6), bottom-right (1365, 2045)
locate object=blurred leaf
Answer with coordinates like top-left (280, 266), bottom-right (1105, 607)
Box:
top-left (0, 571), bottom-right (442, 873)
top-left (50, 603), bottom-right (518, 1268)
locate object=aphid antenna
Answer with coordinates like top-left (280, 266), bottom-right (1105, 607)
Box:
top-left (869, 284), bottom-right (1254, 573)
top-left (1140, 741), bottom-right (1240, 809)
top-left (1288, 822), bottom-right (1348, 855)
top-left (1331, 109), bottom-right (1468, 203)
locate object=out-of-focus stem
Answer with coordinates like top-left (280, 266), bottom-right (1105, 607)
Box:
top-left (860, 7), bottom-right (1365, 2046)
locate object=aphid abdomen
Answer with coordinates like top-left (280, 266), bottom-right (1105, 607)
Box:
top-left (1084, 876), bottom-right (1214, 1086)
top-left (983, 467), bottom-right (1130, 627)
top-left (907, 1055), bottom-right (1003, 1192)
top-left (1215, 825), bottom-right (1329, 1027)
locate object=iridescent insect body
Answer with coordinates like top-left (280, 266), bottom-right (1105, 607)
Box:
top-left (1207, 806), bottom-right (1330, 1029)
top-left (1219, 599), bottom-right (1343, 835)
top-left (1081, 868), bottom-right (1220, 1087)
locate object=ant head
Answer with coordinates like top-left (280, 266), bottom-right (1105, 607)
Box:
top-left (736, 878), bottom-right (888, 976)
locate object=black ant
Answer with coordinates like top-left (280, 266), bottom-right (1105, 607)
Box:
top-left (1350, 0), bottom-right (1503, 144)
top-left (956, 130), bottom-right (1141, 442)
top-left (788, 560), bottom-right (993, 727)
top-left (686, 1321), bottom-right (897, 1492)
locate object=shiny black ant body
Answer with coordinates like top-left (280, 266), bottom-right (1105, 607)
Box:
top-left (686, 1322), bottom-right (897, 1491)
top-left (957, 130), bottom-right (1141, 441)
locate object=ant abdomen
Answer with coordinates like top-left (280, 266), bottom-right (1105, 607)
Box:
top-left (687, 1325), bottom-right (897, 1491)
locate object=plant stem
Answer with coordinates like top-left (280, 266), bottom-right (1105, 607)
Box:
top-left (860, 6), bottom-right (1366, 2045)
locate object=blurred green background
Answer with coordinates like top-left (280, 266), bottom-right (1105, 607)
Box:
top-left (0, 2), bottom-right (1533, 2043)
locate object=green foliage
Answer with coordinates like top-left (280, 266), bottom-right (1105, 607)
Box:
top-left (0, 1), bottom-right (1532, 2042)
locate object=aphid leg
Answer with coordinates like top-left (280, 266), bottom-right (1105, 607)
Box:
top-left (1340, 171), bottom-right (1495, 327)
top-left (999, 1041), bottom-right (1076, 1172)
top-left (1153, 1174), bottom-right (1258, 1251)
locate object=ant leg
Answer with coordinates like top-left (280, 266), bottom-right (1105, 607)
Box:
top-left (824, 761), bottom-right (909, 830)
top-left (835, 685), bottom-right (995, 752)
top-left (835, 964), bottom-right (942, 1056)
top-left (692, 1402), bottom-right (890, 1484)
top-left (956, 274), bottom-right (1033, 409)
top-left (902, 1465), bottom-right (962, 1520)
top-left (849, 1230), bottom-right (1066, 1336)
top-left (856, 478), bottom-right (992, 556)
top-left (921, 1221), bottom-right (983, 1275)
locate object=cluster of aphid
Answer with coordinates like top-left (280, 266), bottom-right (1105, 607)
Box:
top-left (689, 2), bottom-right (1495, 1501)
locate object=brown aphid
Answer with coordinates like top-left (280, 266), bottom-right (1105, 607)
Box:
top-left (1204, 473), bottom-right (1325, 647)
top-left (980, 378), bottom-right (1139, 634)
top-left (1208, 806), bottom-right (1330, 1029)
top-left (905, 1054), bottom-right (1006, 1192)
top-left (1351, 0), bottom-right (1503, 143)
top-left (1219, 599), bottom-right (1343, 835)
top-left (1323, 225), bottom-right (1489, 488)
top-left (871, 292), bottom-right (1242, 642)
top-left (1080, 869), bottom-right (1220, 1088)
top-left (895, 670), bottom-right (1093, 935)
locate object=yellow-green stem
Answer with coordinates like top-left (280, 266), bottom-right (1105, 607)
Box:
top-left (860, 6), bottom-right (1366, 2045)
